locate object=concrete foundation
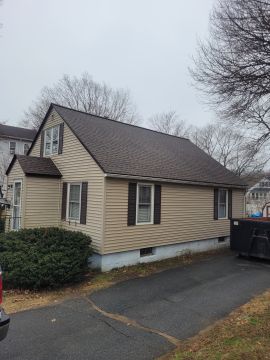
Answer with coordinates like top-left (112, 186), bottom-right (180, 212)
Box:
top-left (90, 236), bottom-right (230, 272)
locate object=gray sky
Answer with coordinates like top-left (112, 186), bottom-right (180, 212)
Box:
top-left (0, 0), bottom-right (216, 127)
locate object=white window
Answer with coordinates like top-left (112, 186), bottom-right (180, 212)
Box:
top-left (9, 141), bottom-right (16, 155)
top-left (12, 180), bottom-right (22, 230)
top-left (67, 183), bottom-right (81, 221)
top-left (136, 184), bottom-right (154, 224)
top-left (218, 189), bottom-right (228, 219)
top-left (24, 143), bottom-right (30, 155)
top-left (44, 125), bottom-right (59, 156)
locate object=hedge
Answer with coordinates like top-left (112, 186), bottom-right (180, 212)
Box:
top-left (0, 227), bottom-right (92, 289)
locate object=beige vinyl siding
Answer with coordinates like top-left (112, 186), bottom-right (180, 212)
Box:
top-left (24, 177), bottom-right (60, 228)
top-left (5, 160), bottom-right (25, 230)
top-left (232, 189), bottom-right (246, 218)
top-left (29, 110), bottom-right (105, 252)
top-left (103, 178), bottom-right (245, 254)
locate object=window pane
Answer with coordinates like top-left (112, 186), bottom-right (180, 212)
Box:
top-left (139, 185), bottom-right (151, 204)
top-left (138, 204), bottom-right (151, 223)
top-left (219, 204), bottom-right (226, 218)
top-left (10, 142), bottom-right (16, 154)
top-left (14, 182), bottom-right (21, 206)
top-left (24, 143), bottom-right (30, 155)
top-left (52, 126), bottom-right (59, 153)
top-left (69, 202), bottom-right (80, 220)
top-left (219, 189), bottom-right (227, 204)
top-left (70, 185), bottom-right (80, 202)
top-left (45, 128), bottom-right (52, 155)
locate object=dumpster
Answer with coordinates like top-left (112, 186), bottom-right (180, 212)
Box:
top-left (231, 218), bottom-right (270, 259)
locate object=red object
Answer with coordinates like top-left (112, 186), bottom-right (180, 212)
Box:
top-left (0, 269), bottom-right (2, 304)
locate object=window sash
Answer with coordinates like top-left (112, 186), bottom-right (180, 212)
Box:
top-left (67, 183), bottom-right (81, 221)
top-left (9, 141), bottom-right (16, 154)
top-left (24, 143), bottom-right (29, 155)
top-left (44, 126), bottom-right (59, 155)
top-left (136, 184), bottom-right (154, 224)
top-left (218, 189), bottom-right (228, 219)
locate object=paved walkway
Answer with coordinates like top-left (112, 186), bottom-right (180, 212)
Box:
top-left (1, 253), bottom-right (270, 359)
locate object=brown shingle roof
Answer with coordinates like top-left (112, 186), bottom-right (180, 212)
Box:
top-left (0, 124), bottom-right (36, 141)
top-left (6, 155), bottom-right (62, 178)
top-left (51, 104), bottom-right (246, 188)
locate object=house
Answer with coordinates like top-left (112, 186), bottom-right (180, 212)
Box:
top-left (0, 124), bottom-right (36, 190)
top-left (245, 177), bottom-right (270, 217)
top-left (5, 104), bottom-right (246, 271)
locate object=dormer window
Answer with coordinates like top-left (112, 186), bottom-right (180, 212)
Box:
top-left (44, 125), bottom-right (59, 156)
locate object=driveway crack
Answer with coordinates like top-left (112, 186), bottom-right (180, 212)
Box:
top-left (84, 296), bottom-right (180, 346)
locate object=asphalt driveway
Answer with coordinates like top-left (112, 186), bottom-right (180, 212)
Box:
top-left (1, 253), bottom-right (270, 360)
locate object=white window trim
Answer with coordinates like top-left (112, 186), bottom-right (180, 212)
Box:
top-left (12, 179), bottom-right (22, 231)
top-left (218, 189), bottom-right (228, 220)
top-left (44, 125), bottom-right (60, 156)
top-left (66, 183), bottom-right (82, 222)
top-left (136, 183), bottom-right (154, 225)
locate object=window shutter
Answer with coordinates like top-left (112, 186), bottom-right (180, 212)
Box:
top-left (154, 184), bottom-right (161, 224)
top-left (127, 183), bottom-right (137, 226)
top-left (58, 123), bottom-right (64, 154)
top-left (80, 182), bottom-right (88, 225)
top-left (214, 188), bottom-right (218, 220)
top-left (228, 189), bottom-right (232, 219)
top-left (61, 182), bottom-right (67, 220)
top-left (40, 131), bottom-right (44, 157)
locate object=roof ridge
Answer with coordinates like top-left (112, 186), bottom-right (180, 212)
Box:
top-left (51, 103), bottom-right (190, 141)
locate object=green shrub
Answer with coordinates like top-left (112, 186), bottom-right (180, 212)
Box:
top-left (0, 218), bottom-right (5, 233)
top-left (0, 227), bottom-right (92, 289)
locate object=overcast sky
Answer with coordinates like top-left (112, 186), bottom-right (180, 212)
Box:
top-left (0, 0), bottom-right (216, 127)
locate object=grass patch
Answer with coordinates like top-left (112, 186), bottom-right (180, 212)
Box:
top-left (161, 290), bottom-right (270, 360)
top-left (3, 248), bottom-right (227, 313)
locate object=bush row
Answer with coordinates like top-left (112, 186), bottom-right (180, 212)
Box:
top-left (0, 227), bottom-right (92, 289)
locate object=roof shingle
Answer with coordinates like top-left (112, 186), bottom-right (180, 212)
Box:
top-left (7, 155), bottom-right (62, 178)
top-left (0, 124), bottom-right (36, 141)
top-left (52, 104), bottom-right (246, 188)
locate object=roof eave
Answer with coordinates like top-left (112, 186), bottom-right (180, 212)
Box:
top-left (105, 173), bottom-right (247, 189)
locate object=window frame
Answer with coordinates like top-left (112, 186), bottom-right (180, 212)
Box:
top-left (136, 183), bottom-right (154, 225)
top-left (12, 179), bottom-right (22, 230)
top-left (44, 125), bottom-right (60, 156)
top-left (66, 182), bottom-right (82, 222)
top-left (218, 188), bottom-right (228, 220)
top-left (9, 141), bottom-right (16, 155)
top-left (24, 143), bottom-right (30, 155)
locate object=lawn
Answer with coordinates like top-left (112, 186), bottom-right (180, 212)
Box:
top-left (163, 290), bottom-right (270, 360)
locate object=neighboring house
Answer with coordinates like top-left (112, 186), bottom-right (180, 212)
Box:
top-left (245, 177), bottom-right (270, 217)
top-left (5, 104), bottom-right (246, 271)
top-left (0, 124), bottom-right (36, 191)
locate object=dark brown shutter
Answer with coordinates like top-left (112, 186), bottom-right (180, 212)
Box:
top-left (58, 123), bottom-right (64, 154)
top-left (80, 182), bottom-right (88, 225)
top-left (154, 184), bottom-right (161, 224)
top-left (214, 188), bottom-right (219, 220)
top-left (228, 189), bottom-right (232, 219)
top-left (40, 131), bottom-right (45, 157)
top-left (127, 183), bottom-right (137, 226)
top-left (61, 182), bottom-right (68, 220)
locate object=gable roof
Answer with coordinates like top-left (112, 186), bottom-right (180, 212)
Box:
top-left (30, 103), bottom-right (246, 188)
top-left (0, 124), bottom-right (36, 141)
top-left (6, 155), bottom-right (62, 178)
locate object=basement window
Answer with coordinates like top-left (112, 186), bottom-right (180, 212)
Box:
top-left (218, 236), bottom-right (226, 243)
top-left (140, 247), bottom-right (154, 257)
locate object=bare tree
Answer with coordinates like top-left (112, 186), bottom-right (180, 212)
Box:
top-left (148, 110), bottom-right (191, 137)
top-left (23, 73), bottom-right (139, 129)
top-left (191, 0), bottom-right (270, 145)
top-left (191, 123), bottom-right (269, 176)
